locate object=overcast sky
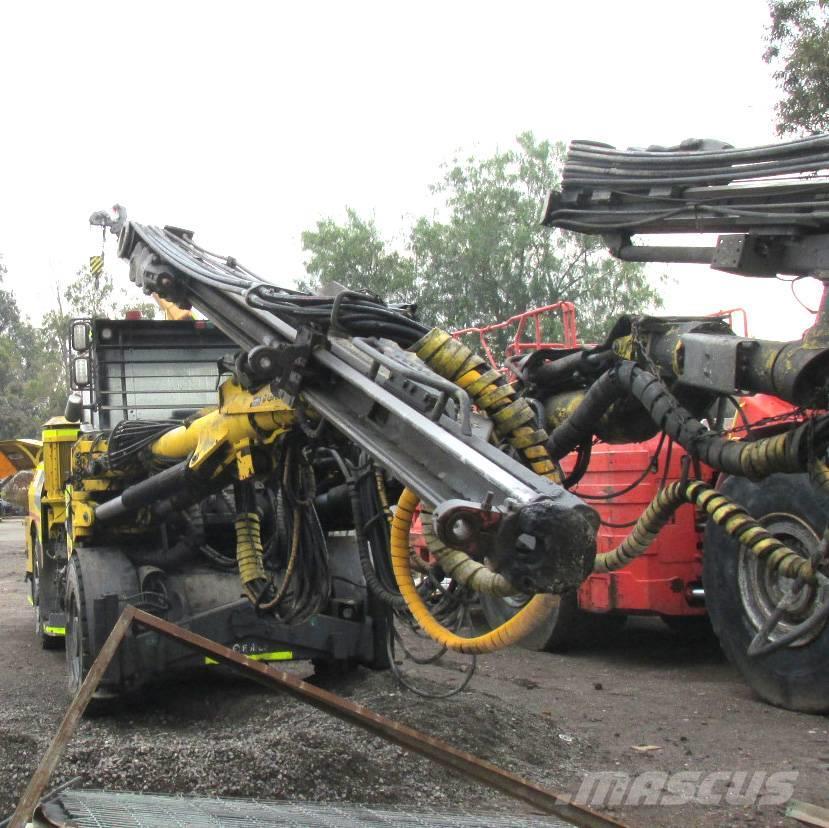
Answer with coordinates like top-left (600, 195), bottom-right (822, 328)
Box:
top-left (0, 0), bottom-right (821, 340)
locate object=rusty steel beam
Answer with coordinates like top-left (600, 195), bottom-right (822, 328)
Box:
top-left (9, 606), bottom-right (136, 828)
top-left (10, 606), bottom-right (627, 828)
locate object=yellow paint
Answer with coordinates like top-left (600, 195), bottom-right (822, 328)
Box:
top-left (150, 379), bottom-right (294, 472)
top-left (204, 650), bottom-right (293, 665)
top-left (44, 626), bottom-right (66, 636)
top-left (42, 428), bottom-right (81, 441)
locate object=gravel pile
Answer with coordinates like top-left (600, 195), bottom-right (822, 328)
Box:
top-left (4, 667), bottom-right (592, 816)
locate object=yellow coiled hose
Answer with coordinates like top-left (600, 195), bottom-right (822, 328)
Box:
top-left (412, 329), bottom-right (562, 483)
top-left (235, 512), bottom-right (267, 602)
top-left (811, 459), bottom-right (829, 495)
top-left (391, 488), bottom-right (557, 654)
top-left (419, 506), bottom-right (518, 597)
top-left (596, 479), bottom-right (816, 583)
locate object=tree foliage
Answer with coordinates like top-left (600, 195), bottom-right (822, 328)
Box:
top-left (302, 133), bottom-right (660, 349)
top-left (765, 0), bottom-right (829, 135)
top-left (0, 263), bottom-right (59, 439)
top-left (300, 209), bottom-right (414, 300)
top-left (0, 263), bottom-right (156, 440)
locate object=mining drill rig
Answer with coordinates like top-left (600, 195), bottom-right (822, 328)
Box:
top-left (26, 133), bottom-right (829, 714)
top-left (26, 213), bottom-right (598, 707)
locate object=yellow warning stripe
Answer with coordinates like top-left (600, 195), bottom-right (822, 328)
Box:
top-left (42, 428), bottom-right (80, 440)
top-left (204, 650), bottom-right (293, 665)
top-left (44, 625), bottom-right (66, 636)
top-left (89, 255), bottom-right (104, 275)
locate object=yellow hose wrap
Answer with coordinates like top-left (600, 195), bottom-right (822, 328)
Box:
top-left (811, 459), bottom-right (829, 495)
top-left (419, 507), bottom-right (518, 597)
top-left (235, 512), bottom-right (267, 601)
top-left (412, 329), bottom-right (562, 483)
top-left (391, 488), bottom-right (557, 654)
top-left (596, 480), bottom-right (816, 583)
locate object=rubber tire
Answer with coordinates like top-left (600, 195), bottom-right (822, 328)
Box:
top-left (479, 591), bottom-right (625, 652)
top-left (33, 538), bottom-right (63, 651)
top-left (65, 556), bottom-right (119, 714)
top-left (704, 473), bottom-right (829, 713)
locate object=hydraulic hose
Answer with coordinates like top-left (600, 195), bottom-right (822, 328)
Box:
top-left (412, 329), bottom-right (561, 483)
top-left (235, 512), bottom-right (268, 603)
top-left (596, 479), bottom-right (817, 584)
top-left (547, 361), bottom-right (821, 479)
top-left (810, 459), bottom-right (829, 495)
top-left (419, 507), bottom-right (518, 597)
top-left (546, 370), bottom-right (623, 461)
top-left (126, 505), bottom-right (205, 569)
top-left (390, 488), bottom-right (557, 654)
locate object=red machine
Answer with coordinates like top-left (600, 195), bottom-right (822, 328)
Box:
top-left (454, 305), bottom-right (800, 647)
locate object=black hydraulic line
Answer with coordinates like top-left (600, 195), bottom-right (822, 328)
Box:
top-left (546, 371), bottom-right (625, 461)
top-left (126, 505), bottom-right (205, 569)
top-left (319, 448), bottom-right (405, 610)
top-left (562, 441), bottom-right (592, 488)
top-left (546, 362), bottom-right (827, 480)
top-left (95, 461), bottom-right (190, 523)
top-left (562, 155), bottom-right (829, 187)
top-left (573, 432), bottom-right (665, 501)
top-left (566, 133), bottom-right (829, 165)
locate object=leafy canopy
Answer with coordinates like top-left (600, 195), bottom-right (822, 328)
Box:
top-left (765, 0), bottom-right (829, 135)
top-left (0, 263), bottom-right (156, 440)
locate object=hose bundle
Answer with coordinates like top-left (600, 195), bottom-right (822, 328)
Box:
top-left (418, 505), bottom-right (518, 597)
top-left (546, 361), bottom-right (826, 480)
top-left (265, 442), bottom-right (331, 623)
top-left (125, 223), bottom-right (428, 348)
top-left (412, 328), bottom-right (561, 483)
top-left (595, 479), bottom-right (817, 584)
top-left (543, 134), bottom-right (829, 235)
top-left (107, 418), bottom-right (182, 470)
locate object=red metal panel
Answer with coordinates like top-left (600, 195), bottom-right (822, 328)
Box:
top-left (569, 438), bottom-right (705, 616)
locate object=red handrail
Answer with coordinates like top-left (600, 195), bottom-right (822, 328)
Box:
top-left (452, 302), bottom-right (579, 371)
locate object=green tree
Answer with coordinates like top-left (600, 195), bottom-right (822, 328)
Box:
top-left (300, 208), bottom-right (414, 300)
top-left (301, 133), bottom-right (659, 348)
top-left (41, 265), bottom-right (157, 396)
top-left (0, 263), bottom-right (58, 439)
top-left (0, 263), bottom-right (157, 439)
top-left (765, 0), bottom-right (829, 135)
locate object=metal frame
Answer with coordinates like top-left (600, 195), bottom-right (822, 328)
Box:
top-left (10, 606), bottom-right (626, 828)
top-left (453, 303), bottom-right (580, 374)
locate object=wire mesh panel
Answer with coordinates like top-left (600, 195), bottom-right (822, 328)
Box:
top-left (83, 319), bottom-right (236, 429)
top-left (44, 790), bottom-right (572, 828)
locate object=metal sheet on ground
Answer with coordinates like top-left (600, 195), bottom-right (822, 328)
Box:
top-left (39, 790), bottom-right (573, 828)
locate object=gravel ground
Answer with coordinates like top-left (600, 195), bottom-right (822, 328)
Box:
top-left (1, 518), bottom-right (827, 827)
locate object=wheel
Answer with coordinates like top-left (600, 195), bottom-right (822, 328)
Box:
top-left (33, 537), bottom-right (63, 651)
top-left (704, 473), bottom-right (829, 713)
top-left (65, 556), bottom-right (120, 713)
top-left (479, 590), bottom-right (623, 651)
top-left (65, 556), bottom-right (90, 697)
